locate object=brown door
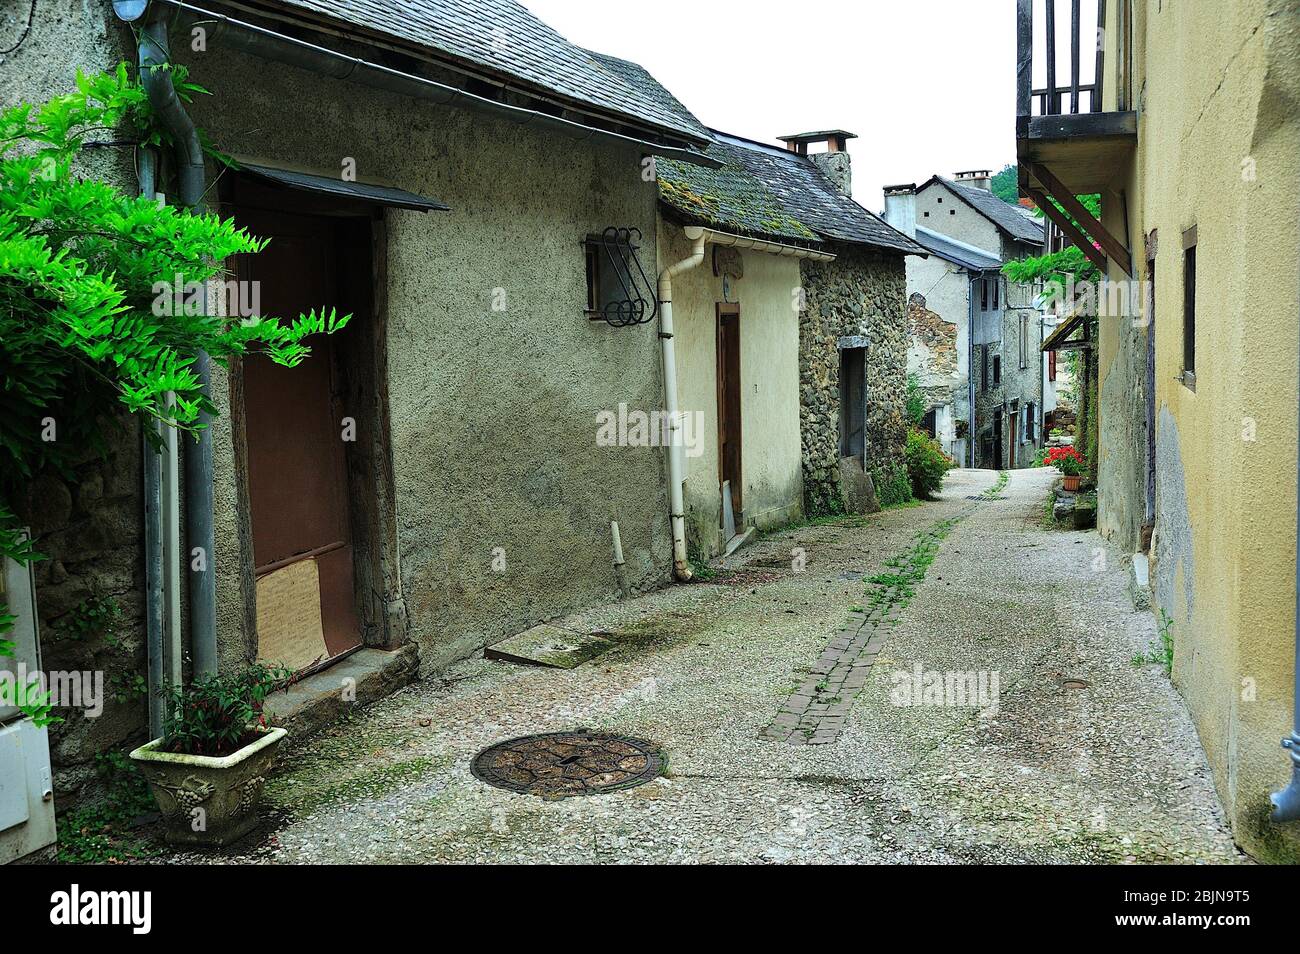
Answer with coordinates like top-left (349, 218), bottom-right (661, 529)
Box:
top-left (716, 303), bottom-right (742, 525)
top-left (240, 208), bottom-right (360, 664)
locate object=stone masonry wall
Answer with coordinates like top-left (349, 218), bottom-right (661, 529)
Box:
top-left (799, 246), bottom-right (909, 512)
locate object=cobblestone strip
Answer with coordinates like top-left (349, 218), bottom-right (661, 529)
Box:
top-left (763, 510), bottom-right (973, 745)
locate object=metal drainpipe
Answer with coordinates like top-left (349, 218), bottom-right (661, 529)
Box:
top-left (137, 145), bottom-right (166, 738)
top-left (134, 0), bottom-right (217, 678)
top-left (1269, 328), bottom-right (1300, 821)
top-left (657, 228), bottom-right (707, 581)
top-left (968, 274), bottom-right (977, 468)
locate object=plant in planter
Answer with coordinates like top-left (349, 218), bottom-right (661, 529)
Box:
top-left (130, 664), bottom-right (289, 847)
top-left (1045, 445), bottom-right (1086, 491)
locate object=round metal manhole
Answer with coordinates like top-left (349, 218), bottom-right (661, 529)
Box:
top-left (471, 731), bottom-right (665, 799)
top-left (1061, 678), bottom-right (1090, 690)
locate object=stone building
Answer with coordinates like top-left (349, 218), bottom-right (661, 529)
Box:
top-left (1, 0), bottom-right (719, 811)
top-left (883, 174), bottom-right (1045, 468)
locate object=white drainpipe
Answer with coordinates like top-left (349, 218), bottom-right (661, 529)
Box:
top-left (657, 228), bottom-right (707, 581)
top-left (657, 226), bottom-right (835, 581)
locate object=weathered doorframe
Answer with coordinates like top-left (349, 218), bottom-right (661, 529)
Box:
top-left (223, 176), bottom-right (406, 669)
top-left (716, 302), bottom-right (743, 529)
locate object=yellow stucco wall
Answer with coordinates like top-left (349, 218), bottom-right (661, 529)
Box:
top-left (658, 222), bottom-right (805, 558)
top-left (1098, 0), bottom-right (1300, 860)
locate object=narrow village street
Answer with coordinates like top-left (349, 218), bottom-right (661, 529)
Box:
top-left (175, 468), bottom-right (1243, 865)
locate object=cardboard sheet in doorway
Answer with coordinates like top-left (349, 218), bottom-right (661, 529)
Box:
top-left (256, 558), bottom-right (328, 671)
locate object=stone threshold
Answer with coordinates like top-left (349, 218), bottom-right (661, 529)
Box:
top-left (264, 644), bottom-right (420, 738)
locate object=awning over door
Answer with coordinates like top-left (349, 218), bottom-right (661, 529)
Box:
top-left (238, 163), bottom-right (450, 212)
top-left (1041, 308), bottom-right (1091, 352)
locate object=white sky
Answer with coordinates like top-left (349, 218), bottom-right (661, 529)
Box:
top-left (520, 0), bottom-right (1021, 211)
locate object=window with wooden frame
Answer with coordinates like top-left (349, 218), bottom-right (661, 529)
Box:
top-left (992, 353), bottom-right (1002, 387)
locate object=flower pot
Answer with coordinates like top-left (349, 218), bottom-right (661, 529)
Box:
top-left (129, 727), bottom-right (286, 847)
top-left (1062, 475), bottom-right (1081, 492)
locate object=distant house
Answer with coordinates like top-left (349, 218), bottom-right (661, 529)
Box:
top-left (883, 172), bottom-right (1045, 468)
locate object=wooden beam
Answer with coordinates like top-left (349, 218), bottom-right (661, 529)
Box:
top-left (1016, 0), bottom-right (1033, 118)
top-left (1070, 0), bottom-right (1082, 113)
top-left (1045, 0), bottom-right (1057, 113)
top-left (1029, 161), bottom-right (1132, 273)
top-left (1094, 0), bottom-right (1107, 112)
top-left (1054, 339), bottom-right (1095, 352)
top-left (1025, 183), bottom-right (1109, 273)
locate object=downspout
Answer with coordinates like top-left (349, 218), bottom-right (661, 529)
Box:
top-left (657, 227), bottom-right (707, 581)
top-left (139, 3), bottom-right (215, 686)
top-left (1269, 323), bottom-right (1300, 820)
top-left (137, 146), bottom-right (166, 738)
top-left (968, 273), bottom-right (977, 468)
top-left (137, 1), bottom-right (217, 678)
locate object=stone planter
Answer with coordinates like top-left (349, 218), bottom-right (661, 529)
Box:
top-left (130, 727), bottom-right (286, 847)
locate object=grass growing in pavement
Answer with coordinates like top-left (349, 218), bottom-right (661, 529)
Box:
top-left (980, 470), bottom-right (1010, 499)
top-left (1132, 609), bottom-right (1175, 675)
top-left (865, 516), bottom-right (964, 607)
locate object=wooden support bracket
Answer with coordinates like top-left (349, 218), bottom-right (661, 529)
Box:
top-left (1029, 161), bottom-right (1133, 274)
top-left (1024, 184), bottom-right (1109, 274)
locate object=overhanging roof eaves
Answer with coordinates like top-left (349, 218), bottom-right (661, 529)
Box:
top-left (159, 1), bottom-right (722, 169)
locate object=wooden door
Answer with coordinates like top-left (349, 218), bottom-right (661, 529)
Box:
top-left (716, 304), bottom-right (742, 524)
top-left (1009, 410), bottom-right (1019, 466)
top-left (239, 209), bottom-right (360, 665)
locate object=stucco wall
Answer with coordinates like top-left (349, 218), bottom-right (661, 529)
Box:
top-left (1100, 0), bottom-right (1300, 860)
top-left (799, 246), bottom-right (909, 510)
top-left (915, 182), bottom-right (1001, 255)
top-left (659, 224), bottom-right (804, 557)
top-left (186, 48), bottom-right (675, 675)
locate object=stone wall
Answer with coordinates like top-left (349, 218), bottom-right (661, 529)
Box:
top-left (798, 245), bottom-right (909, 512)
top-left (906, 292), bottom-right (959, 407)
top-left (4, 0), bottom-right (142, 803)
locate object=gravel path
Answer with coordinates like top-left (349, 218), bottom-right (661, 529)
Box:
top-left (170, 467), bottom-right (1246, 864)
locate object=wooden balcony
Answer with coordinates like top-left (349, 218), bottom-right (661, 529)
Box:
top-left (1016, 0), bottom-right (1136, 274)
top-left (1016, 0), bottom-right (1136, 197)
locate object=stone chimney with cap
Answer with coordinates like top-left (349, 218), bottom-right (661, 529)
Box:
top-left (953, 169), bottom-right (992, 191)
top-left (778, 130), bottom-right (857, 197)
top-left (881, 183), bottom-right (917, 237)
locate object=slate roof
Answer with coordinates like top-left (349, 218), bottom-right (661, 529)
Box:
top-left (923, 176), bottom-right (1045, 245)
top-left (713, 132), bottom-right (924, 254)
top-left (912, 226), bottom-right (1002, 272)
top-left (655, 138), bottom-right (821, 244)
top-left (265, 0), bottom-right (710, 143)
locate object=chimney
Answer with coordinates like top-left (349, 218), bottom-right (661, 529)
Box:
top-left (882, 183), bottom-right (917, 237)
top-left (778, 129), bottom-right (857, 197)
top-left (953, 169), bottom-right (992, 191)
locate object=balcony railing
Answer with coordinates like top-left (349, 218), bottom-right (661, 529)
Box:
top-left (1017, 0), bottom-right (1107, 118)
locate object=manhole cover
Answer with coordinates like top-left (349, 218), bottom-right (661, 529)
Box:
top-left (1061, 678), bottom-right (1090, 690)
top-left (470, 731), bottom-right (665, 798)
